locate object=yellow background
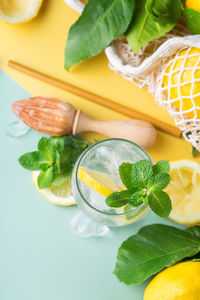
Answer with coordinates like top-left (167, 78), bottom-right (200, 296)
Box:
top-left (0, 0), bottom-right (196, 162)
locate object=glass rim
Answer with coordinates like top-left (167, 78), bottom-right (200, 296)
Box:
top-left (74, 138), bottom-right (152, 216)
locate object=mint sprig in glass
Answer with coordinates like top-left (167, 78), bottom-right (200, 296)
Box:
top-left (106, 159), bottom-right (172, 218)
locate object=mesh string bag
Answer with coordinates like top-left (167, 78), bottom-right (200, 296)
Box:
top-left (65, 0), bottom-right (200, 151)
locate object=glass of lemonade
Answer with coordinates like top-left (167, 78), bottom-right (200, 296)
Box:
top-left (71, 138), bottom-right (152, 228)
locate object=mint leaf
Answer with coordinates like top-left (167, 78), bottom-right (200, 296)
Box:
top-left (131, 159), bottom-right (153, 189)
top-left (119, 163), bottom-right (133, 189)
top-left (149, 191), bottom-right (171, 217)
top-left (53, 150), bottom-right (61, 174)
top-left (19, 134), bottom-right (89, 189)
top-left (124, 204), bottom-right (133, 213)
top-left (114, 224), bottom-right (200, 285)
top-left (49, 136), bottom-right (65, 153)
top-left (38, 167), bottom-right (54, 189)
top-left (183, 8), bottom-right (200, 34)
top-left (19, 152), bottom-right (50, 170)
top-left (52, 167), bottom-right (72, 187)
top-left (65, 134), bottom-right (89, 149)
top-left (148, 173), bottom-right (170, 192)
top-left (153, 160), bottom-right (170, 175)
top-left (38, 137), bottom-right (56, 162)
top-left (106, 190), bottom-right (130, 208)
top-left (65, 0), bottom-right (135, 70)
top-left (128, 191), bottom-right (146, 207)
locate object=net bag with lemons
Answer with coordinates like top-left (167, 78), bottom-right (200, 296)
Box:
top-left (65, 0), bottom-right (200, 151)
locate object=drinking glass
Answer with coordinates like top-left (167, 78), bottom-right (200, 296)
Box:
top-left (71, 138), bottom-right (153, 237)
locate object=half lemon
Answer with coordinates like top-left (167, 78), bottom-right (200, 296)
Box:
top-left (0, 0), bottom-right (43, 24)
top-left (165, 160), bottom-right (200, 225)
top-left (32, 171), bottom-right (76, 206)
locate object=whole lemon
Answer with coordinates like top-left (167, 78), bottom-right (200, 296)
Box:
top-left (162, 47), bottom-right (200, 119)
top-left (143, 261), bottom-right (200, 300)
top-left (186, 0), bottom-right (200, 12)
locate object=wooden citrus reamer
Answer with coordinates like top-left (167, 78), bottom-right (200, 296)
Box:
top-left (8, 60), bottom-right (182, 139)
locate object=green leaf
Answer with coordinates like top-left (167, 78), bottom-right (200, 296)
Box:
top-left (114, 224), bottom-right (200, 285)
top-left (149, 191), bottom-right (172, 217)
top-left (119, 163), bottom-right (133, 189)
top-left (186, 226), bottom-right (200, 239)
top-left (65, 0), bottom-right (135, 70)
top-left (128, 191), bottom-right (146, 207)
top-left (131, 159), bottom-right (153, 189)
top-left (38, 167), bottom-right (54, 189)
top-left (146, 0), bottom-right (182, 24)
top-left (183, 8), bottom-right (200, 34)
top-left (19, 152), bottom-right (50, 170)
top-left (192, 146), bottom-right (197, 158)
top-left (124, 204), bottom-right (133, 213)
top-left (53, 150), bottom-right (61, 174)
top-left (105, 190), bottom-right (130, 208)
top-left (126, 0), bottom-right (181, 53)
top-left (153, 160), bottom-right (170, 175)
top-left (49, 136), bottom-right (65, 153)
top-left (148, 173), bottom-right (170, 192)
top-left (38, 137), bottom-right (56, 163)
top-left (51, 167), bottom-right (72, 187)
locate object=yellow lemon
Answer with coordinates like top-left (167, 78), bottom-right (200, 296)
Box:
top-left (186, 0), bottom-right (200, 12)
top-left (144, 261), bottom-right (200, 300)
top-left (165, 159), bottom-right (200, 225)
top-left (162, 47), bottom-right (200, 119)
top-left (32, 171), bottom-right (76, 206)
top-left (78, 167), bottom-right (123, 197)
top-left (0, 0), bottom-right (43, 24)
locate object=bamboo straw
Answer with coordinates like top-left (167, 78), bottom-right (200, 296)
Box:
top-left (8, 60), bottom-right (182, 138)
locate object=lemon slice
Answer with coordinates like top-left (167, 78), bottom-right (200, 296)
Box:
top-left (0, 0), bottom-right (43, 24)
top-left (32, 171), bottom-right (76, 206)
top-left (78, 167), bottom-right (122, 197)
top-left (165, 160), bottom-right (200, 225)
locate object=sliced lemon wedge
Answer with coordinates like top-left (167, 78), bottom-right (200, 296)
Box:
top-left (77, 167), bottom-right (123, 197)
top-left (165, 160), bottom-right (200, 225)
top-left (32, 171), bottom-right (76, 206)
top-left (0, 0), bottom-right (43, 24)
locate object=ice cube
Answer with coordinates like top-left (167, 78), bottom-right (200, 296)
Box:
top-left (70, 211), bottom-right (109, 238)
top-left (5, 121), bottom-right (30, 138)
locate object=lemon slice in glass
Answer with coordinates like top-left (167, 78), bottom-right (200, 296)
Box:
top-left (0, 0), bottom-right (43, 24)
top-left (165, 160), bottom-right (200, 225)
top-left (32, 171), bottom-right (76, 206)
top-left (77, 167), bottom-right (123, 197)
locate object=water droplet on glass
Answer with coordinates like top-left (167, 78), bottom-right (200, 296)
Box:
top-left (70, 211), bottom-right (109, 238)
top-left (5, 121), bottom-right (31, 138)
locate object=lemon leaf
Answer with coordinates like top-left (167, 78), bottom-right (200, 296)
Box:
top-left (183, 8), bottom-right (200, 34)
top-left (114, 224), bottom-right (200, 285)
top-left (65, 0), bottom-right (135, 70)
top-left (186, 226), bottom-right (200, 239)
top-left (126, 0), bottom-right (181, 53)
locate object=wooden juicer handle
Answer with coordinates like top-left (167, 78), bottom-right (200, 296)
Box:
top-left (73, 110), bottom-right (157, 149)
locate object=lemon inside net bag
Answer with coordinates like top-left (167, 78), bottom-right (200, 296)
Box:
top-left (65, 0), bottom-right (200, 150)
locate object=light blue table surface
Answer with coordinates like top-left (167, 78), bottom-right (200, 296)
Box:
top-left (0, 70), bottom-right (182, 300)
